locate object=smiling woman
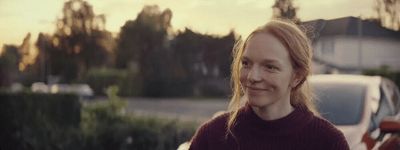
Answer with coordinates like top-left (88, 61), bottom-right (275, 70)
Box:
top-left (188, 19), bottom-right (350, 150)
top-left (239, 32), bottom-right (298, 120)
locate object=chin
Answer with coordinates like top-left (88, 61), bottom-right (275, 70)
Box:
top-left (247, 95), bottom-right (269, 108)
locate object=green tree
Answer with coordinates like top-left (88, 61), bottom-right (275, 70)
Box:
top-left (217, 31), bottom-right (236, 78)
top-left (171, 29), bottom-right (235, 96)
top-left (116, 5), bottom-right (172, 69)
top-left (116, 5), bottom-right (174, 96)
top-left (172, 29), bottom-right (235, 80)
top-left (272, 0), bottom-right (300, 23)
top-left (363, 65), bottom-right (400, 87)
top-left (374, 0), bottom-right (400, 30)
top-left (34, 0), bottom-right (115, 82)
top-left (0, 45), bottom-right (20, 87)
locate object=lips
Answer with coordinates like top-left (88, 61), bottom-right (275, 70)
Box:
top-left (245, 86), bottom-right (268, 95)
top-left (245, 86), bottom-right (267, 91)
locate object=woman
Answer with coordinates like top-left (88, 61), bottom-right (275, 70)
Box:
top-left (189, 19), bottom-right (349, 150)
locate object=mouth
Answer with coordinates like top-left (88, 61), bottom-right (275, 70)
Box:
top-left (245, 86), bottom-right (267, 91)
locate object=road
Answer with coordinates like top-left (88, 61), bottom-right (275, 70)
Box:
top-left (92, 97), bottom-right (229, 123)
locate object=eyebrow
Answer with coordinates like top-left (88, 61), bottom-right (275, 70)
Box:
top-left (241, 56), bottom-right (280, 64)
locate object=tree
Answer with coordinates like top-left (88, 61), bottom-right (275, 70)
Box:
top-left (34, 0), bottom-right (115, 82)
top-left (217, 31), bottom-right (236, 78)
top-left (272, 0), bottom-right (300, 23)
top-left (171, 29), bottom-right (235, 96)
top-left (116, 5), bottom-right (172, 69)
top-left (0, 45), bottom-right (20, 87)
top-left (374, 0), bottom-right (400, 30)
top-left (172, 29), bottom-right (235, 80)
top-left (116, 5), bottom-right (174, 96)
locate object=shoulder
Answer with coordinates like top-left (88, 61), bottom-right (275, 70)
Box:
top-left (307, 116), bottom-right (350, 150)
top-left (189, 112), bottom-right (229, 150)
top-left (309, 116), bottom-right (342, 135)
top-left (198, 112), bottom-right (229, 135)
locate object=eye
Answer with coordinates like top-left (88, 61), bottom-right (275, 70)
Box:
top-left (264, 65), bottom-right (278, 71)
top-left (241, 60), bottom-right (249, 68)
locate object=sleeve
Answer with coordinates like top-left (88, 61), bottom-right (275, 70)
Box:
top-left (189, 123), bottom-right (210, 150)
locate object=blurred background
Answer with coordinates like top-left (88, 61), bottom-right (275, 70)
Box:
top-left (0, 0), bottom-right (399, 150)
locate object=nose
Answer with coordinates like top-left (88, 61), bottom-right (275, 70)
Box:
top-left (248, 66), bottom-right (262, 83)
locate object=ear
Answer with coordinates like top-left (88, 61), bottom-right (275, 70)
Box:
top-left (290, 71), bottom-right (303, 88)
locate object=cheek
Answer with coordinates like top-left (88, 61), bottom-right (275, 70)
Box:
top-left (239, 69), bottom-right (248, 84)
top-left (265, 73), bottom-right (291, 90)
top-left (274, 73), bottom-right (293, 89)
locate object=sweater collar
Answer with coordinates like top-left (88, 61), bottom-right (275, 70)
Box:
top-left (235, 102), bottom-right (314, 136)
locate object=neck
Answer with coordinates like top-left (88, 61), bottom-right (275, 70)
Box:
top-left (251, 98), bottom-right (294, 121)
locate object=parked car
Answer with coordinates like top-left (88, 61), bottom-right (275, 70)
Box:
top-left (31, 82), bottom-right (94, 99)
top-left (310, 74), bottom-right (400, 150)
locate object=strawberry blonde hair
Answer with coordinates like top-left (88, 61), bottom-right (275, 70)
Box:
top-left (227, 19), bottom-right (319, 138)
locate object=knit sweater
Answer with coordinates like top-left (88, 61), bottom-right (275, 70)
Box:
top-left (189, 103), bottom-right (349, 150)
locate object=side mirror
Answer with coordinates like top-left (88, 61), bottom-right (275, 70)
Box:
top-left (379, 117), bottom-right (400, 133)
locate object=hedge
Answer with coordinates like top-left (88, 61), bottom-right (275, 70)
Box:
top-left (0, 92), bottom-right (81, 150)
top-left (0, 91), bottom-right (196, 150)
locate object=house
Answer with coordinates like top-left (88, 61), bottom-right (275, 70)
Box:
top-left (303, 16), bottom-right (400, 74)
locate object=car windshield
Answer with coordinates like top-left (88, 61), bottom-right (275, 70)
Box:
top-left (311, 82), bottom-right (366, 125)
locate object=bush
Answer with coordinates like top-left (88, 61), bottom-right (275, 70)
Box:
top-left (0, 92), bottom-right (81, 150)
top-left (363, 66), bottom-right (400, 88)
top-left (81, 111), bottom-right (196, 150)
top-left (81, 86), bottom-right (196, 150)
top-left (83, 67), bottom-right (197, 97)
top-left (82, 68), bottom-right (142, 96)
top-left (0, 87), bottom-right (196, 150)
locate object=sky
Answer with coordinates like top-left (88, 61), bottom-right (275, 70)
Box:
top-left (0, 0), bottom-right (376, 49)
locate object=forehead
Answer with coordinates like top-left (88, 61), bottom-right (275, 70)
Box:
top-left (242, 33), bottom-right (290, 64)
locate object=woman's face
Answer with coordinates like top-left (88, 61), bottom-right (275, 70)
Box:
top-left (240, 33), bottom-right (299, 109)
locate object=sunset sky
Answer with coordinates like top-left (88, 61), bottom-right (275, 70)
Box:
top-left (0, 0), bottom-right (376, 49)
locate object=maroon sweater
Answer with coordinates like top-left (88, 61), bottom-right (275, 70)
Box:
top-left (189, 104), bottom-right (349, 150)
